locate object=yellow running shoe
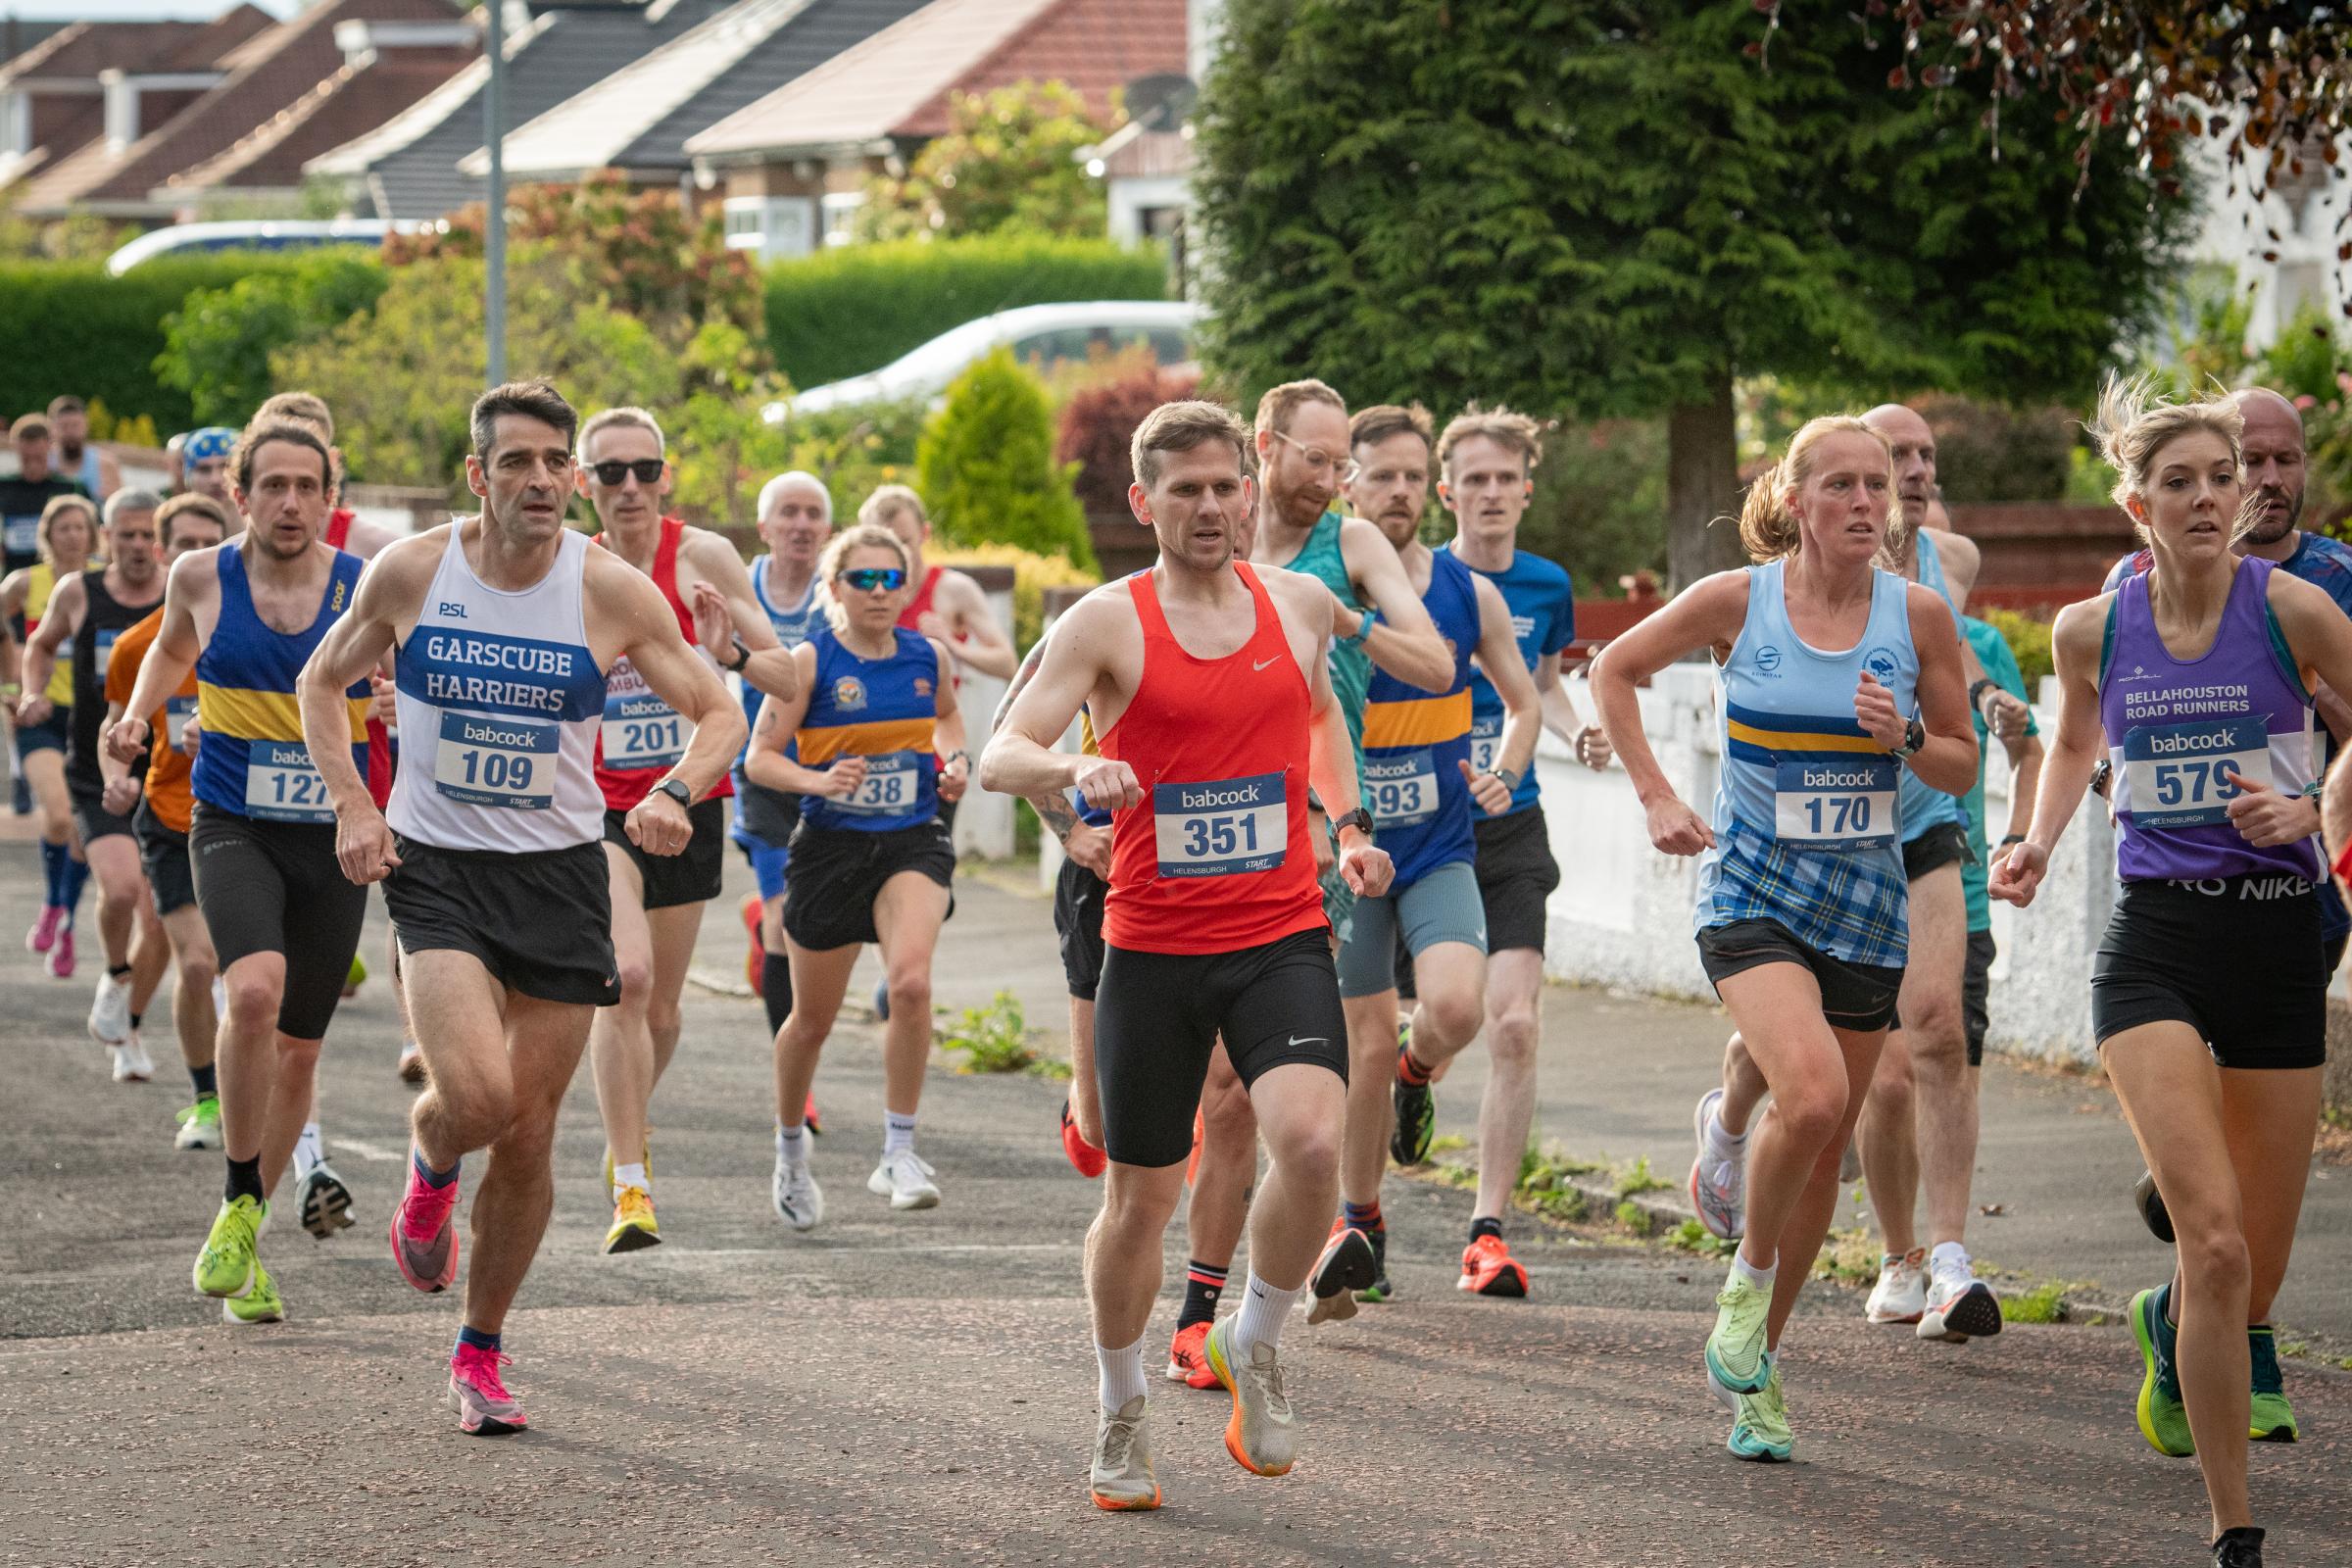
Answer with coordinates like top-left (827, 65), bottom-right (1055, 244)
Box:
top-left (223, 1262), bottom-right (285, 1325)
top-left (193, 1195), bottom-right (267, 1298)
top-left (603, 1186), bottom-right (661, 1254)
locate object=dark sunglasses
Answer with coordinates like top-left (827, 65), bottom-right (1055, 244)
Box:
top-left (588, 459), bottom-right (664, 486)
top-left (841, 567), bottom-right (906, 593)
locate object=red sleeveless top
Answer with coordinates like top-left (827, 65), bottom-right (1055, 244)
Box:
top-left (896, 564), bottom-right (944, 631)
top-left (324, 507), bottom-right (395, 808)
top-left (1101, 563), bottom-right (1324, 956)
top-left (592, 515), bottom-right (730, 808)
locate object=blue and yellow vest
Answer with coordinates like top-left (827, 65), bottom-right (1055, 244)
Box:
top-left (192, 544), bottom-right (369, 822)
top-left (796, 623), bottom-right (941, 834)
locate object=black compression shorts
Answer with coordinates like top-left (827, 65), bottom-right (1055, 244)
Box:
top-left (189, 804), bottom-right (367, 1041)
top-left (2092, 877), bottom-right (2326, 1070)
top-left (1054, 856), bottom-right (1108, 1002)
top-left (782, 818), bottom-right (956, 952)
top-left (1473, 805), bottom-right (1559, 955)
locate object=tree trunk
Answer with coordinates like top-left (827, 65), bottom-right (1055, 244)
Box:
top-left (1666, 374), bottom-right (1747, 591)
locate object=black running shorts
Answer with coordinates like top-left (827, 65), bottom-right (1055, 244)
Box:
top-left (1094, 928), bottom-right (1349, 1168)
top-left (603, 796), bottom-right (726, 911)
top-left (1962, 926), bottom-right (1995, 1068)
top-left (1902, 820), bottom-right (1971, 881)
top-left (2092, 877), bottom-right (2326, 1070)
top-left (1695, 917), bottom-right (1904, 1035)
top-left (69, 777), bottom-right (135, 846)
top-left (387, 834), bottom-right (620, 1006)
top-left (782, 819), bottom-right (956, 952)
top-left (1054, 856), bottom-right (1108, 1002)
top-left (1473, 805), bottom-right (1559, 955)
top-left (188, 804), bottom-right (367, 1041)
top-left (134, 801), bottom-right (194, 916)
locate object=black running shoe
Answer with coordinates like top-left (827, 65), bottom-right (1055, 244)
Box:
top-left (1358, 1226), bottom-right (1394, 1302)
top-left (2135, 1167), bottom-right (2175, 1244)
top-left (2213, 1527), bottom-right (2265, 1568)
top-left (1391, 1047), bottom-right (1434, 1166)
top-left (1306, 1225), bottom-right (1377, 1325)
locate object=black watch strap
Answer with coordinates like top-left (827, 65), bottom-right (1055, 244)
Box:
top-left (1333, 807), bottom-right (1374, 838)
top-left (655, 777), bottom-right (693, 808)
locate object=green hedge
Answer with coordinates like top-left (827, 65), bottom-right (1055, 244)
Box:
top-left (0, 251), bottom-right (382, 432)
top-left (764, 234), bottom-right (1167, 390)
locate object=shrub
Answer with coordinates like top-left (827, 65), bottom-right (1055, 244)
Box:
top-left (763, 233), bottom-right (1166, 390)
top-left (916, 347), bottom-right (1094, 570)
top-left (1916, 395), bottom-right (2074, 505)
top-left (155, 249), bottom-right (390, 427)
top-left (929, 540), bottom-right (1100, 650)
top-left (1055, 353), bottom-right (1202, 522)
top-left (1981, 607), bottom-right (2055, 690)
top-left (1516, 416), bottom-right (1670, 596)
top-left (858, 80), bottom-right (1116, 243)
top-left (0, 252), bottom-right (350, 430)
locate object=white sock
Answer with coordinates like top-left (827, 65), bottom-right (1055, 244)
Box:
top-left (883, 1110), bottom-right (917, 1157)
top-left (612, 1161), bottom-right (648, 1201)
top-left (1232, 1271), bottom-right (1302, 1356)
top-left (1096, 1335), bottom-right (1148, 1413)
top-left (1704, 1102), bottom-right (1747, 1156)
top-left (1930, 1240), bottom-right (1971, 1276)
top-left (293, 1122), bottom-right (323, 1179)
top-left (1732, 1250), bottom-right (1777, 1293)
top-left (775, 1123), bottom-right (808, 1168)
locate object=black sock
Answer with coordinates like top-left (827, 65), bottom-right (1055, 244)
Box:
top-left (190, 1062), bottom-right (218, 1099)
top-left (130, 1012), bottom-right (143, 1032)
top-left (109, 962), bottom-right (131, 980)
top-left (1469, 1215), bottom-right (1503, 1244)
top-left (224, 1154), bottom-right (264, 1205)
top-left (1178, 1259), bottom-right (1227, 1330)
top-left (762, 952), bottom-right (794, 1036)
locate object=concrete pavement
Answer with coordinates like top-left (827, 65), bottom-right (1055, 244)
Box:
top-left (6, 842), bottom-right (2352, 1565)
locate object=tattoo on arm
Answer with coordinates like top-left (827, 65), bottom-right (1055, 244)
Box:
top-left (1031, 790), bottom-right (1079, 844)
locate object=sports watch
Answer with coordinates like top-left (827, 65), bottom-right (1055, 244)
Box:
top-left (654, 777), bottom-right (694, 809)
top-left (1890, 715), bottom-right (1928, 759)
top-left (1332, 807), bottom-right (1375, 839)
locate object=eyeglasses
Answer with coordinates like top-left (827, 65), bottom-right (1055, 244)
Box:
top-left (841, 567), bottom-right (906, 593)
top-left (588, 459), bottom-right (664, 486)
top-left (1271, 428), bottom-right (1359, 483)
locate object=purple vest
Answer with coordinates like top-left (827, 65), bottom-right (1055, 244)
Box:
top-left (2100, 556), bottom-right (2320, 883)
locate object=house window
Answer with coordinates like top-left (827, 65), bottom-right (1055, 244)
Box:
top-left (721, 196), bottom-right (816, 262)
top-left (820, 191), bottom-right (863, 248)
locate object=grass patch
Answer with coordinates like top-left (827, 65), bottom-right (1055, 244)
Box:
top-left (2000, 1280), bottom-right (2071, 1325)
top-left (1615, 1155), bottom-right (1672, 1200)
top-left (1814, 1226), bottom-right (1882, 1288)
top-left (936, 990), bottom-right (1066, 1078)
top-left (1669, 1217), bottom-right (1738, 1260)
top-left (1428, 1133), bottom-right (1470, 1155)
top-left (2280, 1340), bottom-right (2310, 1360)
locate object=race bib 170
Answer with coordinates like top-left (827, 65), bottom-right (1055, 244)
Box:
top-left (1152, 771), bottom-right (1287, 878)
top-left (1773, 757), bottom-right (1897, 852)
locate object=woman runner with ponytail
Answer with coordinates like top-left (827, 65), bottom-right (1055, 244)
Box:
top-left (1591, 416), bottom-right (1974, 1462)
top-left (1993, 379), bottom-right (2352, 1568)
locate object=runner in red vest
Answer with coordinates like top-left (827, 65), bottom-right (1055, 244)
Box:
top-left (982, 399), bottom-right (1391, 1511)
top-left (575, 406), bottom-right (798, 1253)
top-left (860, 485), bottom-right (1017, 683)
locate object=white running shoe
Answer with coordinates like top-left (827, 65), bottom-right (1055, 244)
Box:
top-left (396, 1040), bottom-right (425, 1086)
top-left (295, 1161), bottom-right (356, 1238)
top-left (110, 1034), bottom-right (154, 1083)
top-left (174, 1098), bottom-right (223, 1150)
top-left (88, 969), bottom-right (131, 1046)
top-left (1089, 1395), bottom-right (1160, 1510)
top-left (772, 1155), bottom-right (825, 1231)
top-left (866, 1149), bottom-right (940, 1210)
top-left (1865, 1248), bottom-right (1929, 1325)
top-left (1918, 1250), bottom-right (2005, 1343)
top-left (211, 974), bottom-right (228, 1017)
top-left (1688, 1088), bottom-right (1746, 1241)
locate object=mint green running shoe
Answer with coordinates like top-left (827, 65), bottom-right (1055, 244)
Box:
top-left (223, 1262), bottom-right (284, 1325)
top-left (1727, 1356), bottom-right (1792, 1462)
top-left (1705, 1267), bottom-right (1772, 1395)
top-left (2249, 1326), bottom-right (2297, 1443)
top-left (2130, 1285), bottom-right (2195, 1457)
top-left (173, 1097), bottom-right (222, 1152)
top-left (193, 1195), bottom-right (266, 1299)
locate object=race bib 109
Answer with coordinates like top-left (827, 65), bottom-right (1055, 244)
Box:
top-left (243, 740), bottom-right (333, 822)
top-left (433, 710), bottom-right (558, 810)
top-left (1773, 757), bottom-right (1896, 852)
top-left (832, 750), bottom-right (923, 816)
top-left (1364, 749), bottom-right (1440, 827)
top-left (2123, 719), bottom-right (2271, 828)
top-left (1153, 771), bottom-right (1287, 878)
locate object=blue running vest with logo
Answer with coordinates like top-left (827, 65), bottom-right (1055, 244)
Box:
top-left (796, 623), bottom-right (940, 833)
top-left (1361, 549), bottom-right (1482, 889)
top-left (1895, 530), bottom-right (1966, 841)
top-left (2100, 556), bottom-right (2319, 884)
top-left (1694, 560), bottom-right (1919, 969)
top-left (733, 554), bottom-right (824, 798)
top-left (1453, 543), bottom-right (1575, 817)
top-left (388, 526), bottom-right (608, 852)
top-left (192, 544), bottom-right (368, 822)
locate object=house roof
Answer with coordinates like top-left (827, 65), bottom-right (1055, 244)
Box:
top-left (169, 47), bottom-right (475, 196)
top-left (305, 0), bottom-right (733, 221)
top-left (683, 0), bottom-right (1180, 161)
top-left (473, 0), bottom-right (928, 180)
top-left (15, 0), bottom-right (465, 216)
top-left (0, 20), bottom-right (73, 72)
top-left (0, 12), bottom-right (270, 89)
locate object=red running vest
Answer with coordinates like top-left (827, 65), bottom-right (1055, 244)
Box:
top-left (592, 515), bottom-right (731, 808)
top-left (1101, 563), bottom-right (1325, 956)
top-left (325, 507), bottom-right (395, 810)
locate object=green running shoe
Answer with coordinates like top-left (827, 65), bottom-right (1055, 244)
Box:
top-left (223, 1262), bottom-right (284, 1325)
top-left (193, 1195), bottom-right (267, 1299)
top-left (1727, 1355), bottom-right (1792, 1462)
top-left (1705, 1267), bottom-right (1772, 1395)
top-left (2130, 1285), bottom-right (2195, 1457)
top-left (1357, 1226), bottom-right (1394, 1303)
top-left (1390, 1043), bottom-right (1435, 1167)
top-left (2249, 1326), bottom-right (2297, 1443)
top-left (173, 1097), bottom-right (222, 1151)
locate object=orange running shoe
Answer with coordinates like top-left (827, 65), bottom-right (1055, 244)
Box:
top-left (1458, 1233), bottom-right (1530, 1298)
top-left (740, 894), bottom-right (765, 996)
top-left (805, 1091), bottom-right (822, 1138)
top-left (1165, 1321), bottom-right (1220, 1389)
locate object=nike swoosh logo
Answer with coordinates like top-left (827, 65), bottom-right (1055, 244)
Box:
top-left (1287, 1036), bottom-right (1324, 1049)
top-left (1252, 657), bottom-right (1280, 671)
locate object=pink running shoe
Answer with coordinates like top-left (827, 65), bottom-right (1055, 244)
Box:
top-left (46, 926), bottom-right (75, 979)
top-left (448, 1344), bottom-right (526, 1435)
top-left (25, 905), bottom-right (61, 954)
top-left (390, 1154), bottom-right (461, 1294)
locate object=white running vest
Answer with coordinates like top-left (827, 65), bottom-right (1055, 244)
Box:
top-left (388, 525), bottom-right (609, 852)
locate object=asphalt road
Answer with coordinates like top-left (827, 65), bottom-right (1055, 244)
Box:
top-left (5, 843), bottom-right (2350, 1566)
